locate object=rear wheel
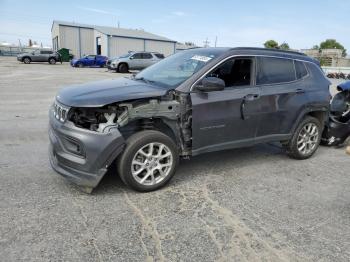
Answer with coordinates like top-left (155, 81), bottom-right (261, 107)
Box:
top-left (118, 63), bottom-right (128, 73)
top-left (23, 57), bottom-right (31, 64)
top-left (286, 116), bottom-right (322, 159)
top-left (117, 130), bottom-right (179, 192)
top-left (48, 58), bottom-right (56, 64)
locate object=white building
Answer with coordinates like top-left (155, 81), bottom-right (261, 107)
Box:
top-left (51, 20), bottom-right (177, 58)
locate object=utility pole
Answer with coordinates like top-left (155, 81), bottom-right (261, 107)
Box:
top-left (203, 37), bottom-right (210, 47)
top-left (214, 36), bottom-right (217, 47)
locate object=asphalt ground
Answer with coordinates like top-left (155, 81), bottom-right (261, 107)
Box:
top-left (0, 56), bottom-right (349, 261)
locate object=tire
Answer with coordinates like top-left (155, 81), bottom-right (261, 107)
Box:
top-left (77, 63), bottom-right (84, 68)
top-left (23, 57), bottom-right (31, 64)
top-left (286, 116), bottom-right (322, 159)
top-left (48, 58), bottom-right (56, 64)
top-left (117, 130), bottom-right (179, 192)
top-left (118, 63), bottom-right (128, 73)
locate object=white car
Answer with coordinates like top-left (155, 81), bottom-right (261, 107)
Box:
top-left (108, 51), bottom-right (164, 73)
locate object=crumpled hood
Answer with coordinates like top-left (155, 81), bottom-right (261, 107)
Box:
top-left (56, 77), bottom-right (171, 107)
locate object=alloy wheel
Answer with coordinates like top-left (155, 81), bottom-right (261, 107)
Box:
top-left (131, 142), bottom-right (173, 186)
top-left (297, 123), bottom-right (319, 155)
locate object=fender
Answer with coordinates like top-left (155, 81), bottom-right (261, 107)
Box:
top-left (290, 105), bottom-right (329, 135)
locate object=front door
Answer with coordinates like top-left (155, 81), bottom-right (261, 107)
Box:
top-left (129, 53), bottom-right (144, 69)
top-left (191, 57), bottom-right (261, 155)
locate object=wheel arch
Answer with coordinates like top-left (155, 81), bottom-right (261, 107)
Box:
top-left (291, 107), bottom-right (328, 135)
top-left (22, 56), bottom-right (31, 62)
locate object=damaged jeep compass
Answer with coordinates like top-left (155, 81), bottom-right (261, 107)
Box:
top-left (49, 47), bottom-right (331, 193)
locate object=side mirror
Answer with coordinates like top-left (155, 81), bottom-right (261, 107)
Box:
top-left (32, 52), bottom-right (35, 55)
top-left (196, 77), bottom-right (225, 92)
top-left (129, 56), bottom-right (134, 60)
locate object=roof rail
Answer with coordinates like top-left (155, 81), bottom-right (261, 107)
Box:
top-left (231, 47), bottom-right (307, 56)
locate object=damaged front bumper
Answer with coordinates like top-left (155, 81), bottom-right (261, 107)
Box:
top-left (48, 110), bottom-right (125, 190)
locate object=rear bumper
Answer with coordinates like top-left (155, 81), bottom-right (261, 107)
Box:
top-left (48, 110), bottom-right (125, 189)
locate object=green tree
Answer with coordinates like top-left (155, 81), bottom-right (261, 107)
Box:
top-left (312, 45), bottom-right (319, 50)
top-left (320, 39), bottom-right (347, 57)
top-left (279, 42), bottom-right (290, 50)
top-left (264, 40), bottom-right (279, 49)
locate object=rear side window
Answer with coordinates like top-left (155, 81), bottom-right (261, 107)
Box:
top-left (295, 60), bottom-right (308, 79)
top-left (257, 57), bottom-right (296, 85)
top-left (154, 53), bottom-right (165, 59)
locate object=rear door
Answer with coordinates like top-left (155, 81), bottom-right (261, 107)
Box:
top-left (191, 57), bottom-right (262, 154)
top-left (255, 56), bottom-right (309, 138)
top-left (142, 52), bottom-right (156, 68)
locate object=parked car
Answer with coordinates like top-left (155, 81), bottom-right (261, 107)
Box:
top-left (17, 49), bottom-right (60, 64)
top-left (108, 51), bottom-right (164, 73)
top-left (70, 55), bottom-right (108, 68)
top-left (49, 47), bottom-right (331, 193)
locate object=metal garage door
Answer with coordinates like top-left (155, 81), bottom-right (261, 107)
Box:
top-left (80, 28), bottom-right (94, 56)
top-left (145, 40), bottom-right (174, 56)
top-left (109, 37), bottom-right (144, 57)
top-left (59, 26), bottom-right (80, 58)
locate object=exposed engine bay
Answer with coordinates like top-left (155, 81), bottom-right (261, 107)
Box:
top-left (322, 81), bottom-right (350, 146)
top-left (67, 91), bottom-right (192, 155)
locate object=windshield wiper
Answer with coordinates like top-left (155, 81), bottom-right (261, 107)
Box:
top-left (134, 77), bottom-right (155, 84)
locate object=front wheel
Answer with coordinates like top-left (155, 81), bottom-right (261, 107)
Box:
top-left (118, 63), bottom-right (128, 73)
top-left (48, 58), bottom-right (56, 64)
top-left (23, 57), bottom-right (31, 64)
top-left (286, 116), bottom-right (322, 159)
top-left (117, 130), bottom-right (179, 192)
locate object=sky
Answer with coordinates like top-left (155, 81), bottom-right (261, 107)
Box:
top-left (0, 0), bottom-right (349, 51)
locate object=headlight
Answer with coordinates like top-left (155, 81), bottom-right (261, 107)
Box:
top-left (53, 100), bottom-right (70, 122)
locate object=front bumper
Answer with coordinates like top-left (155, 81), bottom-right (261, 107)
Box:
top-left (48, 109), bottom-right (125, 189)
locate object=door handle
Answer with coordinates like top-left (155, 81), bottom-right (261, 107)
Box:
top-left (244, 94), bottom-right (260, 101)
top-left (295, 88), bottom-right (305, 94)
top-left (241, 94), bottom-right (260, 120)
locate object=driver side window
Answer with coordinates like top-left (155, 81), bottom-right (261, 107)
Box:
top-left (207, 58), bottom-right (253, 87)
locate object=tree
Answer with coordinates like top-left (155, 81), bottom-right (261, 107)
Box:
top-left (264, 40), bottom-right (279, 49)
top-left (312, 45), bottom-right (319, 50)
top-left (320, 39), bottom-right (347, 57)
top-left (279, 42), bottom-right (290, 50)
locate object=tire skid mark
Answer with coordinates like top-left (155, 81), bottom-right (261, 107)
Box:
top-left (123, 191), bottom-right (165, 262)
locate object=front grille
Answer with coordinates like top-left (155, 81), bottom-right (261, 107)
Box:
top-left (53, 101), bottom-right (70, 122)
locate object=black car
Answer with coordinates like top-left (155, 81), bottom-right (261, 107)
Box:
top-left (49, 47), bottom-right (331, 193)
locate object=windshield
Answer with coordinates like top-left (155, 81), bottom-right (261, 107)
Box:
top-left (119, 53), bottom-right (131, 58)
top-left (135, 49), bottom-right (225, 88)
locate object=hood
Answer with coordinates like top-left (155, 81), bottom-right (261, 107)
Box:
top-left (56, 77), bottom-right (171, 107)
top-left (17, 52), bottom-right (30, 57)
top-left (337, 81), bottom-right (350, 92)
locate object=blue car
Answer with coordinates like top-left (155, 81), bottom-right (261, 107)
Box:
top-left (70, 55), bottom-right (108, 68)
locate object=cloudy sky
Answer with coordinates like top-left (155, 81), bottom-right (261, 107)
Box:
top-left (0, 0), bottom-right (349, 51)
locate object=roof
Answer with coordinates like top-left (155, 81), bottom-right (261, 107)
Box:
top-left (226, 47), bottom-right (318, 64)
top-left (52, 20), bottom-right (176, 43)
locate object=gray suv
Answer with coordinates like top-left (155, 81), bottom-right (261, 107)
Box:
top-left (17, 50), bottom-right (60, 64)
top-left (49, 47), bottom-right (331, 193)
top-left (108, 51), bottom-right (164, 73)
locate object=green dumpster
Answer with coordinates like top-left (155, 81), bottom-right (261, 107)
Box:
top-left (57, 48), bottom-right (73, 62)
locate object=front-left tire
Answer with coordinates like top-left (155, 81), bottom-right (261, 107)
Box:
top-left (48, 58), bottom-right (56, 64)
top-left (117, 130), bottom-right (179, 192)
